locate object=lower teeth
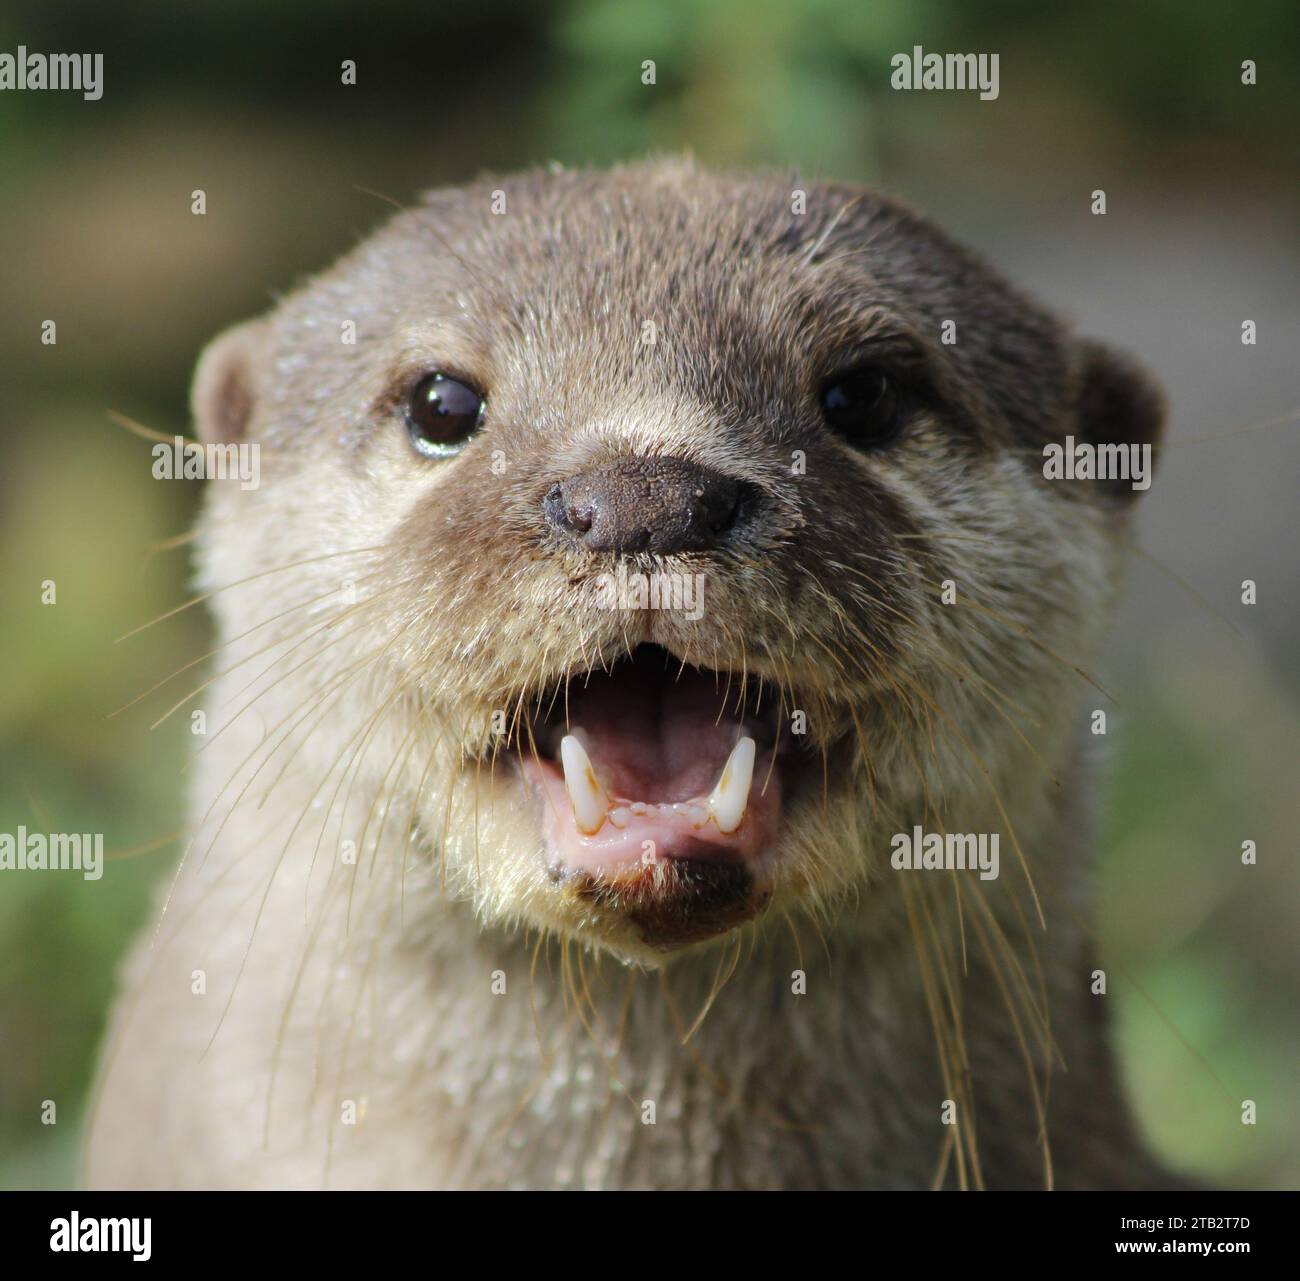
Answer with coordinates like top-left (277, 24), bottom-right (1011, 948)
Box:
top-left (559, 733), bottom-right (755, 837)
top-left (608, 802), bottom-right (709, 831)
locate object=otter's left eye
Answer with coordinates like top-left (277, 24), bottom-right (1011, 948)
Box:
top-left (820, 368), bottom-right (903, 448)
top-left (405, 372), bottom-right (485, 457)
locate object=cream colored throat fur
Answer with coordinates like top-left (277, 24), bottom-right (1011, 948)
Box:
top-left (86, 651), bottom-right (1157, 1190)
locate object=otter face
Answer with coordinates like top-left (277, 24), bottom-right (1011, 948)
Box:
top-left (193, 160), bottom-right (1162, 965)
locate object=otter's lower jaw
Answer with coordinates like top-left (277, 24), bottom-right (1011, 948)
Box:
top-left (556, 859), bottom-right (773, 954)
top-left (512, 643), bottom-right (797, 951)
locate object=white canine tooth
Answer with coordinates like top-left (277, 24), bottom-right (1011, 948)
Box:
top-left (708, 736), bottom-right (756, 834)
top-left (560, 734), bottom-right (607, 835)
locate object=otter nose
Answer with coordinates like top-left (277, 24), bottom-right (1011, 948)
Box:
top-left (544, 457), bottom-right (748, 555)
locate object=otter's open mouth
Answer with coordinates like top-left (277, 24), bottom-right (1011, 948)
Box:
top-left (516, 644), bottom-right (795, 882)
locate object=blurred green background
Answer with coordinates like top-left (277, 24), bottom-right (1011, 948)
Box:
top-left (1, 0), bottom-right (1296, 1189)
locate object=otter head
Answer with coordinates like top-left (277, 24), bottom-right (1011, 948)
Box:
top-left (191, 159), bottom-right (1163, 965)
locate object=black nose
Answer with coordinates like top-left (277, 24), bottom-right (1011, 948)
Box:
top-left (544, 457), bottom-right (749, 554)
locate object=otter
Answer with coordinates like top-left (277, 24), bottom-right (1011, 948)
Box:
top-left (87, 158), bottom-right (1174, 1190)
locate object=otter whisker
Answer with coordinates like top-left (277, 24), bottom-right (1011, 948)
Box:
top-left (198, 676), bottom-right (413, 1059)
top-left (108, 565), bottom-right (394, 721)
top-left (149, 576), bottom-right (409, 736)
top-left (186, 619), bottom-right (422, 881)
top-left (113, 543), bottom-right (386, 644)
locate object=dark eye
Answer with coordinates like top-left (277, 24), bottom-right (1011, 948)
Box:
top-left (405, 372), bottom-right (485, 457)
top-left (820, 367), bottom-right (903, 448)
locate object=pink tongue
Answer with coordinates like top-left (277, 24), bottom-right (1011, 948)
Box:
top-left (521, 664), bottom-right (783, 877)
top-left (567, 666), bottom-right (742, 802)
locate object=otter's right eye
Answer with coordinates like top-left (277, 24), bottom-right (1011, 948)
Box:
top-left (820, 367), bottom-right (903, 449)
top-left (405, 372), bottom-right (485, 457)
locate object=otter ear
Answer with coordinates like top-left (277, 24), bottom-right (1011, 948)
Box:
top-left (191, 320), bottom-right (268, 444)
top-left (1074, 340), bottom-right (1166, 499)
